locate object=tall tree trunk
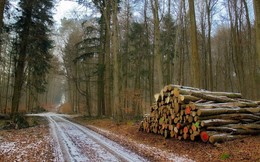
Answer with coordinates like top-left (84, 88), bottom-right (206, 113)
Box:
top-left (199, 3), bottom-right (207, 89)
top-left (254, 0), bottom-right (260, 65)
top-left (166, 1), bottom-right (171, 84)
top-left (122, 0), bottom-right (130, 114)
top-left (97, 14), bottom-right (105, 116)
top-left (151, 0), bottom-right (163, 91)
top-left (174, 0), bottom-right (183, 85)
top-left (253, 0), bottom-right (260, 98)
top-left (85, 79), bottom-right (91, 116)
top-left (104, 0), bottom-right (111, 116)
top-left (0, 0), bottom-right (6, 30)
top-left (0, 0), bottom-right (7, 58)
top-left (12, 54), bottom-right (27, 114)
top-left (144, 0), bottom-right (153, 105)
top-left (11, 2), bottom-right (33, 115)
top-left (206, 0), bottom-right (214, 91)
top-left (188, 0), bottom-right (201, 88)
top-left (243, 0), bottom-right (257, 99)
top-left (112, 0), bottom-right (121, 120)
top-left (4, 46), bottom-right (12, 113)
top-left (228, 0), bottom-right (245, 96)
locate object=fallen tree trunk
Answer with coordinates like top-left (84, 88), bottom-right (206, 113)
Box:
top-left (197, 107), bottom-right (260, 116)
top-left (178, 95), bottom-right (200, 104)
top-left (140, 84), bottom-right (260, 145)
top-left (197, 113), bottom-right (260, 121)
top-left (209, 133), bottom-right (246, 144)
top-left (168, 85), bottom-right (242, 98)
top-left (190, 91), bottom-right (235, 103)
top-left (201, 119), bottom-right (240, 127)
top-left (206, 126), bottom-right (260, 135)
top-left (191, 102), bottom-right (259, 109)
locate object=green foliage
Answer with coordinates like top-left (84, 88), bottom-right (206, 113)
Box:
top-left (14, 0), bottom-right (55, 94)
top-left (160, 13), bottom-right (176, 58)
top-left (0, 120), bottom-right (8, 129)
top-left (26, 116), bottom-right (39, 127)
top-left (220, 153), bottom-right (231, 160)
top-left (126, 120), bottom-right (134, 126)
top-left (194, 122), bottom-right (200, 128)
top-left (13, 114), bottom-right (29, 129)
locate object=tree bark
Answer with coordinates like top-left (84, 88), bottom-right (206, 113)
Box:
top-left (122, 0), bottom-right (130, 115)
top-left (200, 119), bottom-right (239, 127)
top-left (144, 0), bottom-right (153, 105)
top-left (11, 1), bottom-right (33, 115)
top-left (197, 107), bottom-right (260, 117)
top-left (112, 0), bottom-right (121, 120)
top-left (104, 0), bottom-right (111, 116)
top-left (209, 133), bottom-right (246, 144)
top-left (0, 0), bottom-right (7, 59)
top-left (150, 0), bottom-right (163, 91)
top-left (188, 0), bottom-right (201, 88)
top-left (0, 0), bottom-right (6, 30)
top-left (4, 46), bottom-right (12, 113)
top-left (97, 13), bottom-right (105, 117)
top-left (242, 0), bottom-right (257, 99)
top-left (198, 113), bottom-right (260, 121)
top-left (254, 0), bottom-right (260, 65)
top-left (206, 0), bottom-right (215, 91)
top-left (228, 0), bottom-right (246, 96)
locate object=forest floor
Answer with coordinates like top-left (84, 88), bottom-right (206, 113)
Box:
top-left (0, 117), bottom-right (55, 161)
top-left (0, 113), bottom-right (191, 162)
top-left (72, 116), bottom-right (260, 162)
top-left (0, 114), bottom-right (260, 161)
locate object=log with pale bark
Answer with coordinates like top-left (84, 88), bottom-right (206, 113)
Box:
top-left (197, 107), bottom-right (260, 116)
top-left (190, 101), bottom-right (258, 109)
top-left (208, 133), bottom-right (246, 144)
top-left (140, 84), bottom-right (260, 144)
top-left (200, 119), bottom-right (240, 127)
top-left (197, 113), bottom-right (260, 121)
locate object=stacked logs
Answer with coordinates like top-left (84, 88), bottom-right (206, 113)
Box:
top-left (139, 85), bottom-right (260, 144)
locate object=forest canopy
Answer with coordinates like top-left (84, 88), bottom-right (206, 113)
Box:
top-left (0, 0), bottom-right (259, 120)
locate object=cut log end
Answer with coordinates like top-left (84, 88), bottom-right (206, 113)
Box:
top-left (200, 131), bottom-right (209, 142)
top-left (185, 106), bottom-right (191, 115)
top-left (140, 84), bottom-right (260, 145)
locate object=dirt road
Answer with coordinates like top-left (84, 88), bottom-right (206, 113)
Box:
top-left (46, 114), bottom-right (147, 162)
top-left (1, 113), bottom-right (193, 161)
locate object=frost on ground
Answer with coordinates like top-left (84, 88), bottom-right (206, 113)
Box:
top-left (46, 114), bottom-right (147, 162)
top-left (1, 112), bottom-right (194, 162)
top-left (0, 124), bottom-right (55, 161)
top-left (87, 125), bottom-right (194, 162)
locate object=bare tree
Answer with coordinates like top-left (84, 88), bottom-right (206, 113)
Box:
top-left (150, 0), bottom-right (163, 91)
top-left (111, 0), bottom-right (121, 120)
top-left (254, 0), bottom-right (260, 65)
top-left (0, 0), bottom-right (6, 30)
top-left (0, 0), bottom-right (7, 59)
top-left (103, 0), bottom-right (112, 116)
top-left (206, 0), bottom-right (218, 90)
top-left (188, 0), bottom-right (201, 88)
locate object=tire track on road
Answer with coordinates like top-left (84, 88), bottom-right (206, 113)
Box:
top-left (48, 115), bottom-right (147, 162)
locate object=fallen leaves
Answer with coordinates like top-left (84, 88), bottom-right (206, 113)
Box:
top-left (72, 117), bottom-right (260, 162)
top-left (0, 124), bottom-right (55, 161)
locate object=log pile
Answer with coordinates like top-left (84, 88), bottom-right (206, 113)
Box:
top-left (139, 85), bottom-right (260, 144)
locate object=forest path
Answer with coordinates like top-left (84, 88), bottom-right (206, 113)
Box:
top-left (44, 113), bottom-right (147, 162)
